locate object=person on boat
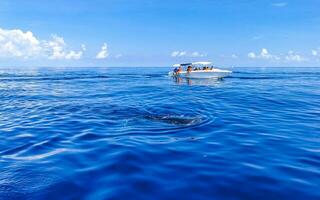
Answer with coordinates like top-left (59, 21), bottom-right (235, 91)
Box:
top-left (173, 67), bottom-right (179, 75)
top-left (173, 66), bottom-right (182, 75)
top-left (210, 66), bottom-right (213, 70)
top-left (187, 66), bottom-right (192, 73)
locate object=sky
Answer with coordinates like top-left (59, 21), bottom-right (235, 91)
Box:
top-left (0, 0), bottom-right (320, 67)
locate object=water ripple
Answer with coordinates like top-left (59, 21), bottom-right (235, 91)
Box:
top-left (0, 67), bottom-right (319, 199)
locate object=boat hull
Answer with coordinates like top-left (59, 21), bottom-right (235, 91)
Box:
top-left (169, 69), bottom-right (232, 79)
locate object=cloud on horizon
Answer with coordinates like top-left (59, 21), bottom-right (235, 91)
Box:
top-left (46, 35), bottom-right (85, 60)
top-left (285, 50), bottom-right (305, 62)
top-left (248, 48), bottom-right (280, 60)
top-left (0, 28), bottom-right (85, 60)
top-left (96, 43), bottom-right (108, 59)
top-left (0, 27), bottom-right (318, 66)
top-left (248, 48), bottom-right (307, 62)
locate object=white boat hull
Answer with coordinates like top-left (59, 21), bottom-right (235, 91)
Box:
top-left (169, 69), bottom-right (232, 79)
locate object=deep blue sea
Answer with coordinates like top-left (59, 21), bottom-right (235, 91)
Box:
top-left (0, 67), bottom-right (319, 200)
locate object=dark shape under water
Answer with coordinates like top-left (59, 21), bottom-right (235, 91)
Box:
top-left (106, 105), bottom-right (200, 126)
top-left (143, 114), bottom-right (200, 125)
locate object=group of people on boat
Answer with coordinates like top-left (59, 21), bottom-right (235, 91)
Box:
top-left (194, 66), bottom-right (214, 71)
top-left (173, 65), bottom-right (214, 75)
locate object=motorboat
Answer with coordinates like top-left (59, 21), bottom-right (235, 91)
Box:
top-left (168, 61), bottom-right (232, 79)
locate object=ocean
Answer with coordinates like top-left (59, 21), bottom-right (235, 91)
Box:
top-left (0, 67), bottom-right (319, 199)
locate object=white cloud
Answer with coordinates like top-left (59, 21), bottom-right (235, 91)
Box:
top-left (65, 44), bottom-right (86, 60)
top-left (272, 2), bottom-right (288, 7)
top-left (260, 48), bottom-right (272, 59)
top-left (178, 51), bottom-right (187, 56)
top-left (191, 51), bottom-right (206, 57)
top-left (248, 48), bottom-right (281, 61)
top-left (45, 35), bottom-right (85, 60)
top-left (171, 51), bottom-right (187, 57)
top-left (248, 52), bottom-right (256, 58)
top-left (0, 28), bottom-right (41, 58)
top-left (96, 43), bottom-right (108, 59)
top-left (312, 49), bottom-right (318, 56)
top-left (171, 51), bottom-right (206, 58)
top-left (249, 48), bottom-right (307, 62)
top-left (81, 44), bottom-right (86, 51)
top-left (171, 51), bottom-right (180, 57)
top-left (65, 51), bottom-right (83, 60)
top-left (0, 28), bottom-right (85, 60)
top-left (191, 52), bottom-right (200, 57)
top-left (231, 54), bottom-right (238, 59)
top-left (46, 35), bottom-right (67, 59)
top-left (285, 51), bottom-right (305, 62)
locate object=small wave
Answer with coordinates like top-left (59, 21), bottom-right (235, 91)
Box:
top-left (1, 148), bottom-right (67, 161)
top-left (0, 75), bottom-right (111, 82)
top-left (227, 76), bottom-right (298, 80)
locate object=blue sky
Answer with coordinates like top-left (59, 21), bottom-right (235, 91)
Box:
top-left (0, 0), bottom-right (320, 67)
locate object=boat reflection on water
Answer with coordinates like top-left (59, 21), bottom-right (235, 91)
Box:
top-left (172, 76), bottom-right (223, 86)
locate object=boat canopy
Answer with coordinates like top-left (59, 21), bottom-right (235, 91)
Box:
top-left (173, 63), bottom-right (192, 67)
top-left (173, 61), bottom-right (212, 67)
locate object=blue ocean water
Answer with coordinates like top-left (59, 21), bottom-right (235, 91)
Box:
top-left (0, 67), bottom-right (319, 200)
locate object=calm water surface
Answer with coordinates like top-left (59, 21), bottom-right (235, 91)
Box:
top-left (0, 67), bottom-right (319, 199)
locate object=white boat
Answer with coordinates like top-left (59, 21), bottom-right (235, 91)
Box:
top-left (168, 61), bottom-right (232, 79)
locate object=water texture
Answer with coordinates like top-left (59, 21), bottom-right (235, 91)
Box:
top-left (0, 67), bottom-right (319, 200)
